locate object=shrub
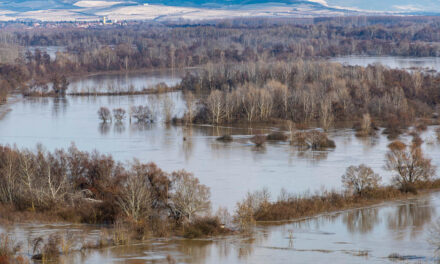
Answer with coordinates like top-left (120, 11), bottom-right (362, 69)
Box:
top-left (251, 135), bottom-right (266, 147)
top-left (234, 200), bottom-right (256, 232)
top-left (291, 130), bottom-right (335, 150)
top-left (31, 234), bottom-right (60, 262)
top-left (383, 114), bottom-right (403, 139)
top-left (355, 113), bottom-right (376, 137)
top-left (216, 135), bottom-right (233, 142)
top-left (266, 132), bottom-right (288, 141)
top-left (183, 217), bottom-right (228, 238)
top-left (0, 234), bottom-right (22, 264)
top-left (416, 122), bottom-right (428, 132)
top-left (234, 189), bottom-right (270, 231)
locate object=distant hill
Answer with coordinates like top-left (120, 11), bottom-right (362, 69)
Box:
top-left (0, 0), bottom-right (438, 21)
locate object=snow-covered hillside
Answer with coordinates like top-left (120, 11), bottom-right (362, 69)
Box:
top-left (0, 0), bottom-right (438, 21)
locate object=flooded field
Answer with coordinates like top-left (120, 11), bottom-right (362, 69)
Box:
top-left (25, 46), bottom-right (66, 60)
top-left (68, 70), bottom-right (184, 93)
top-left (0, 61), bottom-right (440, 263)
top-left (2, 192), bottom-right (440, 263)
top-left (330, 56), bottom-right (440, 71)
top-left (0, 93), bottom-right (439, 210)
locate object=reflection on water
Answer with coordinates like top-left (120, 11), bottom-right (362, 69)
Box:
top-left (291, 148), bottom-right (330, 163)
top-left (0, 94), bottom-right (439, 210)
top-left (113, 122), bottom-right (125, 134)
top-left (343, 207), bottom-right (380, 234)
top-left (2, 57), bottom-right (439, 263)
top-left (387, 198), bottom-right (435, 240)
top-left (68, 70), bottom-right (184, 93)
top-left (98, 123), bottom-right (111, 135)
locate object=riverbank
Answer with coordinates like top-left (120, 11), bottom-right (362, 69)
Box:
top-left (255, 186), bottom-right (440, 224)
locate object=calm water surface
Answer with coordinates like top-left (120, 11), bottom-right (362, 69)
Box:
top-left (330, 56), bottom-right (440, 71)
top-left (0, 94), bottom-right (439, 209)
top-left (68, 70), bottom-right (184, 93)
top-left (1, 60), bottom-right (440, 263)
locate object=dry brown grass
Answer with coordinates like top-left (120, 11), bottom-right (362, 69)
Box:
top-left (183, 217), bottom-right (230, 238)
top-left (246, 179), bottom-right (440, 222)
top-left (290, 130), bottom-right (335, 150)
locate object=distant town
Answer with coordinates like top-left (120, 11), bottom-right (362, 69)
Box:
top-left (0, 16), bottom-right (132, 29)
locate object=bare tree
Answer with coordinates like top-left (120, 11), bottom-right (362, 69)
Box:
top-left (170, 170), bottom-right (210, 222)
top-left (257, 89), bottom-right (273, 121)
top-left (35, 150), bottom-right (71, 207)
top-left (224, 91), bottom-right (238, 123)
top-left (130, 106), bottom-right (154, 123)
top-left (267, 80), bottom-right (288, 118)
top-left (97, 107), bottom-right (112, 123)
top-left (320, 98), bottom-right (334, 131)
top-left (113, 108), bottom-right (126, 122)
top-left (116, 161), bottom-right (152, 222)
top-left (18, 150), bottom-right (37, 210)
top-left (233, 189), bottom-right (269, 232)
top-left (206, 90), bottom-right (225, 124)
top-left (240, 85), bottom-right (259, 123)
top-left (0, 147), bottom-right (19, 203)
top-left (341, 164), bottom-right (381, 196)
top-left (385, 141), bottom-right (436, 191)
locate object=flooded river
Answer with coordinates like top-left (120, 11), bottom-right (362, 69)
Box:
top-left (330, 56), bottom-right (440, 71)
top-left (68, 70), bottom-right (184, 93)
top-left (0, 94), bottom-right (439, 209)
top-left (2, 193), bottom-right (440, 263)
top-left (1, 59), bottom-right (440, 263)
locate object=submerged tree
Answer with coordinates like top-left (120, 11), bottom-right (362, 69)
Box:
top-left (97, 107), bottom-right (112, 123)
top-left (130, 106), bottom-right (154, 123)
top-left (385, 140), bottom-right (435, 192)
top-left (113, 108), bottom-right (126, 122)
top-left (52, 74), bottom-right (69, 96)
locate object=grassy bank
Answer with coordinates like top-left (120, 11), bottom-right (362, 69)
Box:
top-left (254, 183), bottom-right (440, 223)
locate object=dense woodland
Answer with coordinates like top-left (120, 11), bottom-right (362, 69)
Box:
top-left (180, 61), bottom-right (440, 132)
top-left (2, 16), bottom-right (440, 101)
